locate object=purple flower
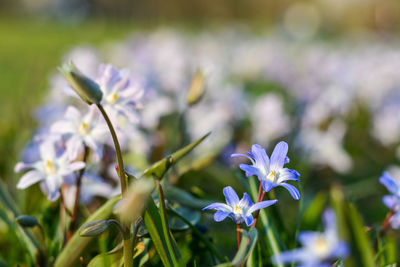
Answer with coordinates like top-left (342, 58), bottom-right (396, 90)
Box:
top-left (273, 209), bottom-right (349, 266)
top-left (202, 186), bottom-right (277, 226)
top-left (15, 140), bottom-right (85, 201)
top-left (50, 105), bottom-right (108, 160)
top-left (232, 141), bottom-right (301, 200)
top-left (380, 171), bottom-right (400, 228)
top-left (96, 64), bottom-right (144, 128)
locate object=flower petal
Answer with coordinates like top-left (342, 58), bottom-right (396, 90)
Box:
top-left (214, 210), bottom-right (230, 222)
top-left (203, 202), bottom-right (232, 212)
top-left (279, 183), bottom-right (300, 200)
top-left (270, 141), bottom-right (288, 171)
top-left (239, 192), bottom-right (254, 210)
top-left (278, 168), bottom-right (300, 183)
top-left (380, 172), bottom-right (399, 195)
top-left (247, 199), bottom-right (278, 214)
top-left (261, 180), bottom-right (275, 192)
top-left (239, 164), bottom-right (262, 178)
top-left (242, 214), bottom-right (254, 226)
top-left (382, 195), bottom-right (400, 209)
top-left (251, 144), bottom-right (269, 167)
top-left (17, 171), bottom-right (44, 189)
top-left (231, 153), bottom-right (255, 164)
top-left (223, 186), bottom-right (240, 207)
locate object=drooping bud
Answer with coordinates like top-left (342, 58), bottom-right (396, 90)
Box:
top-left (114, 177), bottom-right (155, 226)
top-left (58, 61), bottom-right (103, 105)
top-left (16, 215), bottom-right (39, 227)
top-left (79, 219), bottom-right (110, 237)
top-left (187, 69), bottom-right (205, 106)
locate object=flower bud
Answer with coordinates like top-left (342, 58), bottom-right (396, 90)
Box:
top-left (58, 61), bottom-right (103, 105)
top-left (114, 178), bottom-right (155, 226)
top-left (79, 219), bottom-right (110, 237)
top-left (187, 70), bottom-right (205, 106)
top-left (16, 215), bottom-right (39, 227)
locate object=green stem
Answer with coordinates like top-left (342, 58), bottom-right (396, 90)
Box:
top-left (96, 104), bottom-right (131, 266)
top-left (96, 104), bottom-right (127, 195)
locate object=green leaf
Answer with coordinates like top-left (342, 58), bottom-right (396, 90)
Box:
top-left (142, 132), bottom-right (210, 179)
top-left (143, 198), bottom-right (173, 267)
top-left (87, 251), bottom-right (123, 267)
top-left (167, 204), bottom-right (200, 230)
top-left (54, 195), bottom-right (120, 267)
top-left (163, 185), bottom-right (213, 210)
top-left (300, 192), bottom-right (327, 230)
top-left (216, 228), bottom-right (258, 267)
top-left (0, 179), bottom-right (41, 263)
top-left (248, 178), bottom-right (284, 267)
top-left (346, 203), bottom-right (375, 267)
top-left (156, 181), bottom-right (181, 266)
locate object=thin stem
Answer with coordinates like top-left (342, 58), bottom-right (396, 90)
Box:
top-left (132, 219), bottom-right (143, 249)
top-left (373, 209), bottom-right (394, 251)
top-left (67, 146), bottom-right (89, 242)
top-left (252, 191), bottom-right (266, 228)
top-left (96, 104), bottom-right (127, 195)
top-left (96, 104), bottom-right (132, 266)
top-left (236, 224), bottom-right (241, 249)
top-left (256, 182), bottom-right (263, 202)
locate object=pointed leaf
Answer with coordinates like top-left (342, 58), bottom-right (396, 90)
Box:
top-left (142, 132), bottom-right (210, 179)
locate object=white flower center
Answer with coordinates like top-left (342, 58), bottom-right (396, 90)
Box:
top-left (267, 170), bottom-right (278, 182)
top-left (45, 160), bottom-right (56, 175)
top-left (313, 235), bottom-right (330, 258)
top-left (234, 205), bottom-right (243, 215)
top-left (78, 122), bottom-right (90, 135)
top-left (107, 93), bottom-right (119, 104)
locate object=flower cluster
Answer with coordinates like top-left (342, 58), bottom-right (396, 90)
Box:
top-left (273, 209), bottom-right (349, 266)
top-left (15, 63), bottom-right (145, 202)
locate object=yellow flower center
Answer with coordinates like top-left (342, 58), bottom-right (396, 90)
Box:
top-left (267, 170), bottom-right (277, 182)
top-left (45, 160), bottom-right (56, 175)
top-left (234, 205), bottom-right (243, 215)
top-left (107, 93), bottom-right (119, 104)
top-left (314, 235), bottom-right (330, 257)
top-left (79, 122), bottom-right (90, 135)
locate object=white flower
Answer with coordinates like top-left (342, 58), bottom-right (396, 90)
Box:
top-left (51, 105), bottom-right (108, 160)
top-left (15, 140), bottom-right (85, 201)
top-left (96, 64), bottom-right (144, 128)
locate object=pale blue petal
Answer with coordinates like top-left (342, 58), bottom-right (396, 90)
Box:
top-left (231, 153), bottom-right (255, 164)
top-left (251, 144), bottom-right (269, 167)
top-left (242, 214), bottom-right (254, 226)
top-left (382, 195), bottom-right (400, 209)
top-left (223, 186), bottom-right (240, 207)
top-left (272, 249), bottom-right (307, 264)
top-left (284, 156), bottom-right (290, 164)
top-left (239, 192), bottom-right (254, 209)
top-left (214, 210), bottom-right (230, 222)
top-left (239, 164), bottom-right (262, 178)
top-left (390, 212), bottom-right (400, 229)
top-left (270, 141), bottom-right (288, 171)
top-left (247, 199), bottom-right (278, 214)
top-left (322, 209), bottom-right (336, 232)
top-left (279, 183), bottom-right (300, 200)
top-left (203, 202), bottom-right (232, 212)
top-left (298, 231), bottom-right (318, 245)
top-left (262, 180), bottom-right (275, 192)
top-left (380, 172), bottom-right (399, 195)
top-left (16, 171), bottom-right (44, 189)
top-left (278, 168), bottom-right (300, 182)
top-left (330, 241), bottom-right (349, 258)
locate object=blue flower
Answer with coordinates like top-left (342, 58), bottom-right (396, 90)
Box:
top-left (272, 209), bottom-right (349, 267)
top-left (232, 141), bottom-right (301, 200)
top-left (380, 171), bottom-right (400, 228)
top-left (202, 186), bottom-right (277, 226)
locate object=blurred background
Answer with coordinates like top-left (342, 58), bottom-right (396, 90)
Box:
top-left (2, 0), bottom-right (400, 264)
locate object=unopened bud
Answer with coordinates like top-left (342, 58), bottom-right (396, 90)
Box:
top-left (16, 215), bottom-right (39, 227)
top-left (187, 70), bottom-right (205, 106)
top-left (79, 219), bottom-right (110, 237)
top-left (58, 61), bottom-right (103, 105)
top-left (115, 178), bottom-right (155, 226)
